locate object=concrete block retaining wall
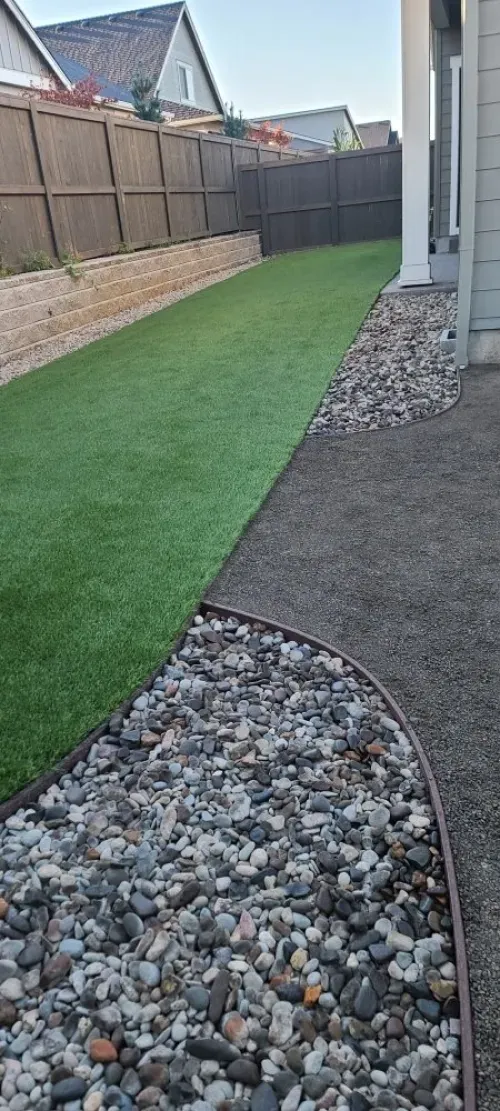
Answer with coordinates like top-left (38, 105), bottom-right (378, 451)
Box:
top-left (0, 232), bottom-right (261, 364)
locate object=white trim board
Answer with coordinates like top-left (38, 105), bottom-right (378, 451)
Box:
top-left (0, 67), bottom-right (52, 89)
top-left (450, 54), bottom-right (462, 237)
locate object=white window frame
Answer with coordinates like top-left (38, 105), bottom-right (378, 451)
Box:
top-left (449, 54), bottom-right (462, 237)
top-left (177, 61), bottom-right (195, 105)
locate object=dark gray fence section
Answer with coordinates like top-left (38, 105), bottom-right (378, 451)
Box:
top-left (238, 145), bottom-right (403, 254)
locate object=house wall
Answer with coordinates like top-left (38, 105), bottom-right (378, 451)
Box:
top-left (0, 3), bottom-right (44, 78)
top-left (252, 109), bottom-right (354, 150)
top-left (434, 23), bottom-right (462, 245)
top-left (159, 14), bottom-right (219, 113)
top-left (469, 0), bottom-right (500, 356)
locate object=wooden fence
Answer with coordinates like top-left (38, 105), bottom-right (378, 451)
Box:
top-left (0, 94), bottom-right (302, 267)
top-left (238, 145), bottom-right (403, 255)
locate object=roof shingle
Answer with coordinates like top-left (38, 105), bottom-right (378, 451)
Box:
top-left (39, 4), bottom-right (183, 89)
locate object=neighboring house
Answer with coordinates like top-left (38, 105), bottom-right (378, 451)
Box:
top-left (0, 0), bottom-right (71, 96)
top-left (400, 0), bottom-right (500, 364)
top-left (357, 120), bottom-right (400, 148)
top-left (250, 105), bottom-right (360, 152)
top-left (38, 3), bottom-right (225, 129)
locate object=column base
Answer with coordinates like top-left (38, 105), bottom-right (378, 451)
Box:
top-left (399, 262), bottom-right (433, 286)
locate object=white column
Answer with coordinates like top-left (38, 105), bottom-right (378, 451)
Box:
top-left (399, 0), bottom-right (432, 286)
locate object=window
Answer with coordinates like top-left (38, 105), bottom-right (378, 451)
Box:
top-left (177, 62), bottom-right (195, 104)
top-left (449, 55), bottom-right (462, 237)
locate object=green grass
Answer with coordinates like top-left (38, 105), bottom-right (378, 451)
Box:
top-left (0, 239), bottom-right (400, 798)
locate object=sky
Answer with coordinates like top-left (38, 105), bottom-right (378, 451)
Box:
top-left (23, 0), bottom-right (403, 131)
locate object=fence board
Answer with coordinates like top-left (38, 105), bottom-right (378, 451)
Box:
top-left (239, 145), bottom-right (403, 254)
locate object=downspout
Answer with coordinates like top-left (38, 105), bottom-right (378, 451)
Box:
top-left (456, 0), bottom-right (479, 368)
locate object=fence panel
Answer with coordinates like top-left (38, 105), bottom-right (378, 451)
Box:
top-left (238, 145), bottom-right (403, 254)
top-left (0, 99), bottom-right (54, 262)
top-left (336, 146), bottom-right (402, 243)
top-left (1, 96), bottom-right (303, 267)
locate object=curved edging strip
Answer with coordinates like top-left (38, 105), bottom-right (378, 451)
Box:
top-left (308, 371), bottom-right (462, 440)
top-left (0, 598), bottom-right (476, 1110)
top-left (201, 599), bottom-right (477, 1111)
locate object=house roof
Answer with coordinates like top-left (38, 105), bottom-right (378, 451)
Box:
top-left (54, 48), bottom-right (216, 120)
top-left (53, 50), bottom-right (134, 103)
top-left (2, 0), bottom-right (72, 88)
top-left (39, 4), bottom-right (183, 88)
top-left (38, 2), bottom-right (224, 116)
top-left (357, 120), bottom-right (392, 148)
top-left (251, 105), bottom-right (361, 143)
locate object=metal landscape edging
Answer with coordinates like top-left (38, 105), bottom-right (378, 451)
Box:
top-left (0, 599), bottom-right (477, 1111)
top-left (201, 599), bottom-right (477, 1111)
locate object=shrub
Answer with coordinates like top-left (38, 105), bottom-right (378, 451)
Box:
top-left (60, 250), bottom-right (83, 280)
top-left (248, 121), bottom-right (291, 149)
top-left (20, 250), bottom-right (54, 272)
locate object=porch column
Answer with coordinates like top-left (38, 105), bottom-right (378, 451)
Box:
top-left (399, 0), bottom-right (432, 286)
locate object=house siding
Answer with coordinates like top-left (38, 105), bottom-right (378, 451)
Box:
top-left (435, 24), bottom-right (462, 241)
top-left (470, 0), bottom-right (500, 335)
top-left (159, 14), bottom-right (219, 114)
top-left (251, 109), bottom-right (353, 151)
top-left (0, 4), bottom-right (44, 75)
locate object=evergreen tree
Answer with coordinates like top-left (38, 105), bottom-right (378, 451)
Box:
top-left (131, 74), bottom-right (163, 122)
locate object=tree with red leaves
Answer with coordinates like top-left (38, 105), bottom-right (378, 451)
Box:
top-left (28, 76), bottom-right (109, 111)
top-left (248, 121), bottom-right (291, 149)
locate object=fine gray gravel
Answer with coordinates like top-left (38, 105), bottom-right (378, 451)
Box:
top-left (210, 365), bottom-right (500, 1111)
top-left (308, 294), bottom-right (458, 436)
top-left (0, 260), bottom-right (261, 387)
top-left (0, 616), bottom-right (462, 1111)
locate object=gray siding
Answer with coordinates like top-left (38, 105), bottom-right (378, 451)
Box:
top-left (0, 3), bottom-right (44, 76)
top-left (251, 109), bottom-right (354, 150)
top-left (434, 24), bottom-right (462, 239)
top-left (159, 14), bottom-right (219, 113)
top-left (471, 0), bottom-right (500, 331)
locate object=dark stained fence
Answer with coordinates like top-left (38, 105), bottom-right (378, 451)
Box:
top-left (0, 93), bottom-right (303, 267)
top-left (238, 145), bottom-right (403, 255)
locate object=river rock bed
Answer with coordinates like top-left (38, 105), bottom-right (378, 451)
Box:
top-left (0, 614), bottom-right (462, 1111)
top-left (308, 293), bottom-right (459, 435)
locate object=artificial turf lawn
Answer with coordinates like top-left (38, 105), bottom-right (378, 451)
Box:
top-left (0, 239), bottom-right (400, 798)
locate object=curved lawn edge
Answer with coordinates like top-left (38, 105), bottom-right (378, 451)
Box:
top-left (0, 240), bottom-right (401, 801)
top-left (0, 596), bottom-right (476, 1111)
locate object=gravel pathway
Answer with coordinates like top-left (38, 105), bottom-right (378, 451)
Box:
top-left (0, 614), bottom-right (462, 1111)
top-left (0, 260), bottom-right (261, 387)
top-left (308, 294), bottom-right (458, 436)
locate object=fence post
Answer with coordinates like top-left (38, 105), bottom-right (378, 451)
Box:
top-left (29, 101), bottom-right (63, 259)
top-left (329, 154), bottom-right (340, 246)
top-left (199, 134), bottom-right (211, 236)
top-left (230, 140), bottom-right (242, 231)
top-left (157, 124), bottom-right (172, 241)
top-left (257, 162), bottom-right (271, 255)
top-left (105, 116), bottom-right (130, 245)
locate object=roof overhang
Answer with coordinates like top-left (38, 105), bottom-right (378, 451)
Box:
top-left (168, 113), bottom-right (223, 128)
top-left (431, 0), bottom-right (462, 30)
